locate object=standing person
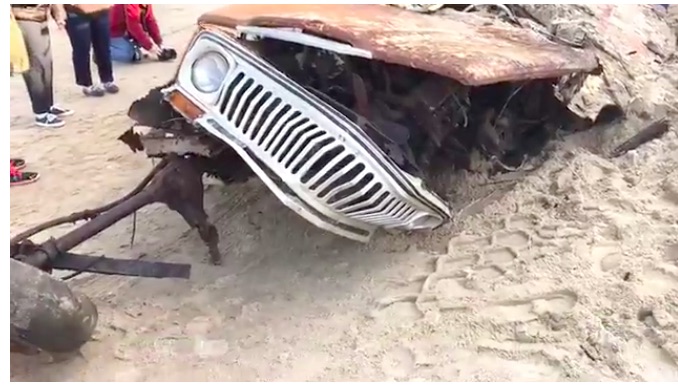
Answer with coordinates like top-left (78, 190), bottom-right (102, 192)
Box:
top-left (11, 4), bottom-right (73, 128)
top-left (64, 5), bottom-right (119, 97)
top-left (109, 4), bottom-right (176, 63)
top-left (10, 10), bottom-right (39, 186)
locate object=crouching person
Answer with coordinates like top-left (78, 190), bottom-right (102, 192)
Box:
top-left (109, 4), bottom-right (176, 63)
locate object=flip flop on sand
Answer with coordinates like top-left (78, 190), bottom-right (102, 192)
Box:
top-left (10, 158), bottom-right (26, 170)
top-left (10, 162), bottom-right (39, 187)
top-left (11, 171), bottom-right (39, 187)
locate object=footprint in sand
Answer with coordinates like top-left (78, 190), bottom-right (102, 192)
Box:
top-left (636, 264), bottom-right (678, 297)
top-left (438, 226), bottom-right (532, 294)
top-left (374, 219), bottom-right (536, 319)
top-left (631, 241), bottom-right (678, 297)
top-left (478, 290), bottom-right (578, 323)
top-left (475, 289), bottom-right (579, 347)
top-left (666, 244), bottom-right (678, 266)
top-left (590, 243), bottom-right (625, 274)
top-left (623, 339), bottom-right (678, 381)
top-left (494, 229), bottom-right (531, 249)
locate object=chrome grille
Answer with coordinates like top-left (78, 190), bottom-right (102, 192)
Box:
top-left (216, 71), bottom-right (437, 229)
top-left (174, 32), bottom-right (451, 242)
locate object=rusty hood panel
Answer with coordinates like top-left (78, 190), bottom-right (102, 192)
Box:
top-left (198, 4), bottom-right (598, 86)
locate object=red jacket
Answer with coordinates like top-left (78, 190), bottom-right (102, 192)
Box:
top-left (110, 4), bottom-right (162, 50)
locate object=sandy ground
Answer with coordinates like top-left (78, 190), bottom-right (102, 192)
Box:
top-left (9, 5), bottom-right (678, 382)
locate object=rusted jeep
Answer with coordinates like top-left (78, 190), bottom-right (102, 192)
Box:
top-left (12, 4), bottom-right (672, 355)
top-left (125, 4), bottom-right (599, 246)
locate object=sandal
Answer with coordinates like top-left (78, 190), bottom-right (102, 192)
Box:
top-left (10, 158), bottom-right (26, 170)
top-left (10, 163), bottom-right (39, 187)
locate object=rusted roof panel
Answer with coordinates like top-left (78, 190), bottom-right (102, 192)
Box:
top-left (198, 4), bottom-right (598, 86)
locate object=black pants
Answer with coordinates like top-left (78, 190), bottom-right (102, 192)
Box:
top-left (65, 11), bottom-right (114, 87)
top-left (17, 20), bottom-right (53, 115)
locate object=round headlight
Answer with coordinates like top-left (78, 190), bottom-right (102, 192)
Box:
top-left (190, 52), bottom-right (229, 93)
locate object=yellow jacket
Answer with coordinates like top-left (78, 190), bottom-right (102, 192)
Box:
top-left (9, 9), bottom-right (30, 75)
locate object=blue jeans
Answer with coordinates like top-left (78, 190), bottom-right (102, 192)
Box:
top-left (65, 11), bottom-right (113, 86)
top-left (110, 37), bottom-right (139, 63)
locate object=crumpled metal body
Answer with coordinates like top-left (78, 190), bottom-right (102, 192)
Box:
top-left (198, 4), bottom-right (599, 86)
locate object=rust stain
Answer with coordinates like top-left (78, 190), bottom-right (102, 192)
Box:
top-left (198, 4), bottom-right (598, 86)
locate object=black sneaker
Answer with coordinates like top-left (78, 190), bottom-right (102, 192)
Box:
top-left (83, 85), bottom-right (105, 97)
top-left (35, 113), bottom-right (65, 128)
top-left (132, 48), bottom-right (142, 62)
top-left (103, 82), bottom-right (120, 94)
top-left (49, 105), bottom-right (74, 117)
top-left (158, 48), bottom-right (177, 62)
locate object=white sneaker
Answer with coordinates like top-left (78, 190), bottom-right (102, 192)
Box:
top-left (49, 105), bottom-right (74, 117)
top-left (35, 113), bottom-right (65, 128)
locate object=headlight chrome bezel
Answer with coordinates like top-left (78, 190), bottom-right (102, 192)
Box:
top-left (190, 51), bottom-right (230, 94)
top-left (176, 33), bottom-right (237, 104)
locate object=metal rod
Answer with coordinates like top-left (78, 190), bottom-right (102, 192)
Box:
top-left (55, 190), bottom-right (156, 253)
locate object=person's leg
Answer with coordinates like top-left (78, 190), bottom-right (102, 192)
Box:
top-left (110, 37), bottom-right (140, 63)
top-left (90, 11), bottom-right (118, 94)
top-left (16, 20), bottom-right (64, 128)
top-left (65, 13), bottom-right (103, 97)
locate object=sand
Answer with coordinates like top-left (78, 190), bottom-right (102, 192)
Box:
top-left (9, 5), bottom-right (678, 382)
